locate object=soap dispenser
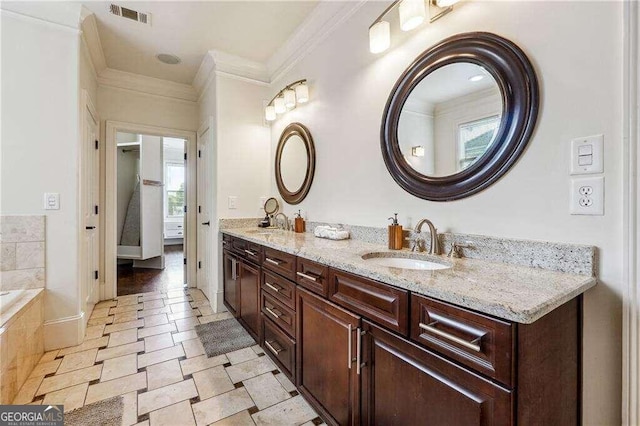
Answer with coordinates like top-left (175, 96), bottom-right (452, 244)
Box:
top-left (294, 210), bottom-right (306, 233)
top-left (388, 213), bottom-right (403, 250)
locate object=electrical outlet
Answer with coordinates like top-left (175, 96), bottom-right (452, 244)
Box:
top-left (570, 177), bottom-right (604, 215)
top-left (228, 196), bottom-right (238, 209)
top-left (44, 193), bottom-right (60, 210)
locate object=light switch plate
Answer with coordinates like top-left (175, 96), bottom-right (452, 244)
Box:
top-left (228, 196), bottom-right (238, 209)
top-left (570, 177), bottom-right (604, 215)
top-left (44, 193), bottom-right (60, 210)
top-left (570, 134), bottom-right (603, 175)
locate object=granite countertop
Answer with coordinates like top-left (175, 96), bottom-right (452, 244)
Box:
top-left (222, 228), bottom-right (596, 324)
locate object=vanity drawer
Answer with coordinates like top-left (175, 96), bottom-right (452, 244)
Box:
top-left (262, 270), bottom-right (296, 310)
top-left (410, 293), bottom-right (514, 386)
top-left (222, 234), bottom-right (233, 250)
top-left (243, 241), bottom-right (263, 264)
top-left (263, 247), bottom-right (297, 281)
top-left (328, 269), bottom-right (409, 335)
top-left (261, 292), bottom-right (296, 338)
top-left (262, 315), bottom-right (296, 381)
top-left (231, 237), bottom-right (248, 256)
top-left (296, 258), bottom-right (329, 297)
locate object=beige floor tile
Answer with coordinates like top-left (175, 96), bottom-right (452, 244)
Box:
top-left (181, 339), bottom-right (205, 358)
top-left (97, 341), bottom-right (144, 362)
top-left (251, 395), bottom-right (317, 426)
top-left (108, 328), bottom-right (139, 347)
top-left (140, 292), bottom-right (164, 301)
top-left (180, 354), bottom-right (228, 376)
top-left (143, 314), bottom-right (169, 327)
top-left (190, 300), bottom-right (211, 309)
top-left (29, 358), bottom-right (62, 378)
top-left (149, 400), bottom-right (196, 426)
top-left (191, 387), bottom-right (254, 426)
top-left (225, 356), bottom-right (276, 384)
top-left (187, 289), bottom-right (207, 301)
top-left (94, 299), bottom-right (118, 309)
top-left (42, 382), bottom-right (88, 413)
top-left (88, 315), bottom-right (114, 326)
top-left (165, 296), bottom-right (192, 305)
top-left (121, 391), bottom-right (139, 426)
top-left (175, 317), bottom-right (200, 332)
top-left (274, 372), bottom-right (296, 393)
top-left (91, 307), bottom-right (111, 318)
top-left (197, 306), bottom-right (214, 316)
top-left (138, 306), bottom-right (171, 318)
top-left (12, 376), bottom-right (43, 404)
top-left (166, 290), bottom-right (186, 299)
top-left (36, 365), bottom-right (102, 396)
top-left (143, 299), bottom-right (165, 310)
top-left (167, 309), bottom-right (199, 321)
top-left (134, 421), bottom-right (149, 426)
top-left (199, 312), bottom-right (233, 324)
top-left (85, 371), bottom-right (146, 405)
top-left (110, 303), bottom-right (144, 315)
top-left (250, 345), bottom-right (264, 356)
top-left (57, 348), bottom-right (98, 374)
top-left (226, 348), bottom-right (258, 365)
top-left (138, 323), bottom-right (177, 339)
top-left (138, 345), bottom-right (185, 368)
top-left (172, 330), bottom-right (197, 344)
top-left (104, 319), bottom-right (144, 334)
top-left (146, 359), bottom-right (184, 391)
top-left (138, 379), bottom-right (198, 415)
top-left (243, 373), bottom-right (291, 410)
top-left (192, 366), bottom-right (234, 400)
top-left (114, 310), bottom-right (140, 324)
top-left (169, 302), bottom-right (192, 313)
top-left (117, 295), bottom-right (141, 306)
top-left (101, 353), bottom-right (138, 382)
top-left (144, 333), bottom-right (175, 353)
top-left (85, 324), bottom-right (105, 340)
top-left (39, 350), bottom-right (60, 363)
top-left (210, 410), bottom-right (255, 426)
top-left (58, 336), bottom-right (109, 356)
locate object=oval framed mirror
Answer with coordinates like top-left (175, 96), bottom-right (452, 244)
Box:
top-left (381, 32), bottom-right (539, 201)
top-left (275, 123), bottom-right (316, 205)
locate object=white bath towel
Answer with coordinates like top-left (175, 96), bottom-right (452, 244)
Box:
top-left (313, 225), bottom-right (350, 240)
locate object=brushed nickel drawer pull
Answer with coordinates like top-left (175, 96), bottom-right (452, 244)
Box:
top-left (265, 340), bottom-right (283, 354)
top-left (265, 257), bottom-right (283, 266)
top-left (265, 282), bottom-right (280, 292)
top-left (296, 271), bottom-right (319, 282)
top-left (265, 307), bottom-right (280, 319)
top-left (419, 322), bottom-right (483, 352)
top-left (244, 249), bottom-right (257, 256)
top-left (347, 324), bottom-right (352, 369)
top-left (356, 327), bottom-right (362, 375)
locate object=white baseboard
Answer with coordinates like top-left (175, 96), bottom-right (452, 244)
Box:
top-left (44, 312), bottom-right (85, 351)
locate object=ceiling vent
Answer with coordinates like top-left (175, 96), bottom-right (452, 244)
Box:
top-left (109, 4), bottom-right (151, 25)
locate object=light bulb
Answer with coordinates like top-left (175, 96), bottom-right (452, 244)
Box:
top-left (265, 105), bottom-right (276, 121)
top-left (284, 89), bottom-right (296, 109)
top-left (274, 97), bottom-right (286, 114)
top-left (399, 0), bottom-right (425, 31)
top-left (295, 84), bottom-right (309, 103)
top-left (436, 0), bottom-right (459, 7)
top-left (369, 21), bottom-right (391, 54)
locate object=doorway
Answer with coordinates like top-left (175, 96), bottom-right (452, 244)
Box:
top-left (105, 122), bottom-right (196, 300)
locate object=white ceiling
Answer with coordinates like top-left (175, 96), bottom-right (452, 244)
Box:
top-left (81, 1), bottom-right (318, 85)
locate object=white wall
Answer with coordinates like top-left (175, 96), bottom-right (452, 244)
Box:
top-left (268, 2), bottom-right (623, 424)
top-left (398, 109), bottom-right (435, 175)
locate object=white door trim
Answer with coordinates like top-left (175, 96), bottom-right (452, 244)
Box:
top-left (622, 1), bottom-right (639, 425)
top-left (104, 121), bottom-right (197, 300)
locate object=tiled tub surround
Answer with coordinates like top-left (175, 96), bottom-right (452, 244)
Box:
top-left (0, 289), bottom-right (44, 404)
top-left (221, 227), bottom-right (596, 324)
top-left (13, 288), bottom-right (324, 426)
top-left (0, 215), bottom-right (46, 291)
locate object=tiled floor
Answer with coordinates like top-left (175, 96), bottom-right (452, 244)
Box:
top-left (117, 245), bottom-right (184, 296)
top-left (13, 288), bottom-right (325, 426)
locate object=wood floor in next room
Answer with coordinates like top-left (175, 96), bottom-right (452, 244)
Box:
top-left (117, 245), bottom-right (185, 296)
top-left (12, 288), bottom-right (325, 426)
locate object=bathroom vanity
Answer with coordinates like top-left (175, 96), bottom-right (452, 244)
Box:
top-left (221, 228), bottom-right (595, 426)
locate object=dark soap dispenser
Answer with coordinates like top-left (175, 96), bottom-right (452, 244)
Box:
top-left (388, 213), bottom-right (403, 250)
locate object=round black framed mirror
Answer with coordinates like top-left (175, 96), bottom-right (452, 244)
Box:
top-left (381, 32), bottom-right (539, 201)
top-left (275, 123), bottom-right (316, 205)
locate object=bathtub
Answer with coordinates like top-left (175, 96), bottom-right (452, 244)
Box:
top-left (0, 289), bottom-right (44, 404)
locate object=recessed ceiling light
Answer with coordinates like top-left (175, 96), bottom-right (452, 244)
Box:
top-left (156, 53), bottom-right (181, 65)
top-left (469, 75), bottom-right (484, 82)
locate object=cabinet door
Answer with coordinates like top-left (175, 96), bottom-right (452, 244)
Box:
top-left (361, 320), bottom-right (513, 426)
top-left (296, 287), bottom-right (360, 426)
top-left (239, 260), bottom-right (260, 340)
top-left (223, 251), bottom-right (239, 316)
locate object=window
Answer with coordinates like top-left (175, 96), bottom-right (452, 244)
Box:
top-left (457, 115), bottom-right (501, 171)
top-left (165, 163), bottom-right (185, 217)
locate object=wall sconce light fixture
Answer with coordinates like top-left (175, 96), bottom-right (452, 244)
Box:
top-left (265, 79), bottom-right (309, 122)
top-left (411, 146), bottom-right (425, 157)
top-left (369, 0), bottom-right (461, 54)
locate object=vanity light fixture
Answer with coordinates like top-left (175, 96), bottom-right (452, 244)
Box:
top-left (368, 0), bottom-right (460, 54)
top-left (265, 79), bottom-right (309, 122)
top-left (412, 146), bottom-right (425, 157)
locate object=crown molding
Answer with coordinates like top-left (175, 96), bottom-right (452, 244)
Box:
top-left (80, 11), bottom-right (107, 75)
top-left (267, 0), bottom-right (367, 84)
top-left (98, 68), bottom-right (198, 102)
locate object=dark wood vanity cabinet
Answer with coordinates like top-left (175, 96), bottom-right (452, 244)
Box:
top-left (222, 250), bottom-right (239, 316)
top-left (238, 260), bottom-right (260, 340)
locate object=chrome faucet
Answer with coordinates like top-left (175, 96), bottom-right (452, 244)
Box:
top-left (414, 218), bottom-right (440, 255)
top-left (274, 212), bottom-right (289, 230)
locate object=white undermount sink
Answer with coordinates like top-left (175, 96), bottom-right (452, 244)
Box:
top-left (362, 253), bottom-right (451, 270)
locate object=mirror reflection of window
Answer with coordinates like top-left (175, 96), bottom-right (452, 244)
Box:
top-left (457, 115), bottom-right (501, 171)
top-left (165, 163), bottom-right (185, 218)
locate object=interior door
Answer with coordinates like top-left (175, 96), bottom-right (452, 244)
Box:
top-left (140, 135), bottom-right (163, 260)
top-left (81, 95), bottom-right (99, 313)
top-left (197, 126), bottom-right (212, 293)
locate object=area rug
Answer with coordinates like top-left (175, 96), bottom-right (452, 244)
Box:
top-left (195, 318), bottom-right (256, 357)
top-left (65, 396), bottom-right (123, 426)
